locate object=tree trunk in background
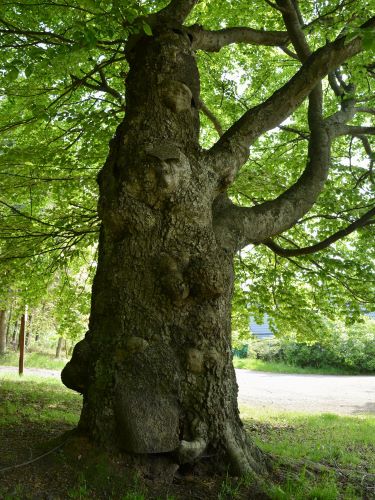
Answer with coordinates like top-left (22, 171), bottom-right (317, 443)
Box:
top-left (0, 310), bottom-right (7, 355)
top-left (25, 314), bottom-right (32, 349)
top-left (62, 26), bottom-right (268, 476)
top-left (12, 319), bottom-right (18, 348)
top-left (5, 305), bottom-right (13, 347)
top-left (55, 337), bottom-right (64, 359)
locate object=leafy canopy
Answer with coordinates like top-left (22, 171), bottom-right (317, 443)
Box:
top-left (0, 0), bottom-right (374, 341)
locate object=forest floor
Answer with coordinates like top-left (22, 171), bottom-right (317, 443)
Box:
top-left (1, 372), bottom-right (375, 499)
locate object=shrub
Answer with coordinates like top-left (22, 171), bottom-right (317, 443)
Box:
top-left (245, 318), bottom-right (375, 373)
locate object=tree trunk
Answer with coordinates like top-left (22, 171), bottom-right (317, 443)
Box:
top-left (5, 306), bottom-right (13, 347)
top-left (0, 310), bottom-right (7, 355)
top-left (55, 336), bottom-right (64, 359)
top-left (62, 28), bottom-right (268, 476)
top-left (25, 314), bottom-right (32, 349)
top-left (12, 319), bottom-right (18, 348)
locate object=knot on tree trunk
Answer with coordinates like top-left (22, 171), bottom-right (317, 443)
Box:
top-left (61, 335), bottom-right (91, 394)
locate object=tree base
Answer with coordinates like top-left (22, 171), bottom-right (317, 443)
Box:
top-left (61, 429), bottom-right (272, 499)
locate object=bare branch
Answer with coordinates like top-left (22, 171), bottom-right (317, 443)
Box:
top-left (198, 100), bottom-right (223, 137)
top-left (332, 125), bottom-right (375, 137)
top-left (355, 107), bottom-right (375, 115)
top-left (264, 206), bottom-right (375, 256)
top-left (279, 125), bottom-right (309, 139)
top-left (328, 72), bottom-right (344, 97)
top-left (189, 25), bottom-right (289, 52)
top-left (276, 0), bottom-right (310, 62)
top-left (279, 45), bottom-right (298, 59)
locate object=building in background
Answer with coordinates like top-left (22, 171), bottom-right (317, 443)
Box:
top-left (249, 315), bottom-right (274, 340)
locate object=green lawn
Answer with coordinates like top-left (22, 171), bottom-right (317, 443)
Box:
top-left (1, 372), bottom-right (373, 499)
top-left (233, 357), bottom-right (359, 375)
top-left (0, 372), bottom-right (80, 426)
top-left (241, 406), bottom-right (375, 499)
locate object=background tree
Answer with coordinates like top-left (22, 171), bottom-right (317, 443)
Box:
top-left (0, 0), bottom-right (374, 483)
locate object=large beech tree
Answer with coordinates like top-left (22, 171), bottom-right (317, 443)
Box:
top-left (1, 0), bottom-right (374, 480)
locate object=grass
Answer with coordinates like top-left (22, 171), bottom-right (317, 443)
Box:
top-left (233, 357), bottom-right (360, 375)
top-left (1, 372), bottom-right (374, 498)
top-left (241, 406), bottom-right (375, 499)
top-left (0, 372), bottom-right (81, 426)
top-left (0, 350), bottom-right (67, 370)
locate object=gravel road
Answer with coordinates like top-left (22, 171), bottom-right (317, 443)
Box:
top-left (236, 369), bottom-right (375, 415)
top-left (1, 365), bottom-right (374, 415)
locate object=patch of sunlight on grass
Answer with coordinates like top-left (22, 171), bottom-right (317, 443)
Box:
top-left (0, 373), bottom-right (81, 427)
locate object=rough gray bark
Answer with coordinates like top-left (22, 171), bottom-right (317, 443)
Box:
top-left (61, 0), bottom-right (374, 479)
top-left (0, 310), bottom-right (7, 355)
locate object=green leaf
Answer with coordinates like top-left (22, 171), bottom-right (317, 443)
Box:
top-left (25, 64), bottom-right (34, 78)
top-left (7, 66), bottom-right (19, 81)
top-left (142, 22), bottom-right (152, 36)
top-left (362, 29), bottom-right (375, 51)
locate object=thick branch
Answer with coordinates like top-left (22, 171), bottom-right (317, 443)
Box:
top-left (149, 0), bottom-right (199, 26)
top-left (264, 206), bottom-right (375, 256)
top-left (213, 115), bottom-right (331, 250)
top-left (206, 17), bottom-right (374, 181)
top-left (276, 0), bottom-right (310, 62)
top-left (189, 25), bottom-right (289, 52)
top-left (334, 125), bottom-right (375, 137)
top-left (213, 3), bottom-right (368, 251)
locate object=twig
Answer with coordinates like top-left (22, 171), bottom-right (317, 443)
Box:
top-left (0, 441), bottom-right (66, 473)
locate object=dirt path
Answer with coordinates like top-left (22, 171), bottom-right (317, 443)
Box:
top-left (1, 365), bottom-right (374, 415)
top-left (0, 365), bottom-right (61, 378)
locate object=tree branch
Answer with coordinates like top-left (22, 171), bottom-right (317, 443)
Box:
top-left (264, 206), bottom-right (375, 256)
top-left (188, 25), bottom-right (289, 52)
top-left (205, 17), bottom-right (375, 183)
top-left (355, 107), bottom-right (375, 115)
top-left (198, 99), bottom-right (223, 136)
top-left (149, 0), bottom-right (199, 26)
top-left (334, 125), bottom-right (375, 137)
top-left (213, 2), bottom-right (372, 251)
top-left (263, 0), bottom-right (289, 13)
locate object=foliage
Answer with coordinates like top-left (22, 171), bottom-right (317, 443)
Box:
top-left (0, 1), bottom-right (374, 343)
top-left (233, 357), bottom-right (355, 375)
top-left (241, 317), bottom-right (375, 373)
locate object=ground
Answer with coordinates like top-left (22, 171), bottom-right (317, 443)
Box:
top-left (236, 369), bottom-right (375, 416)
top-left (1, 370), bottom-right (375, 498)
